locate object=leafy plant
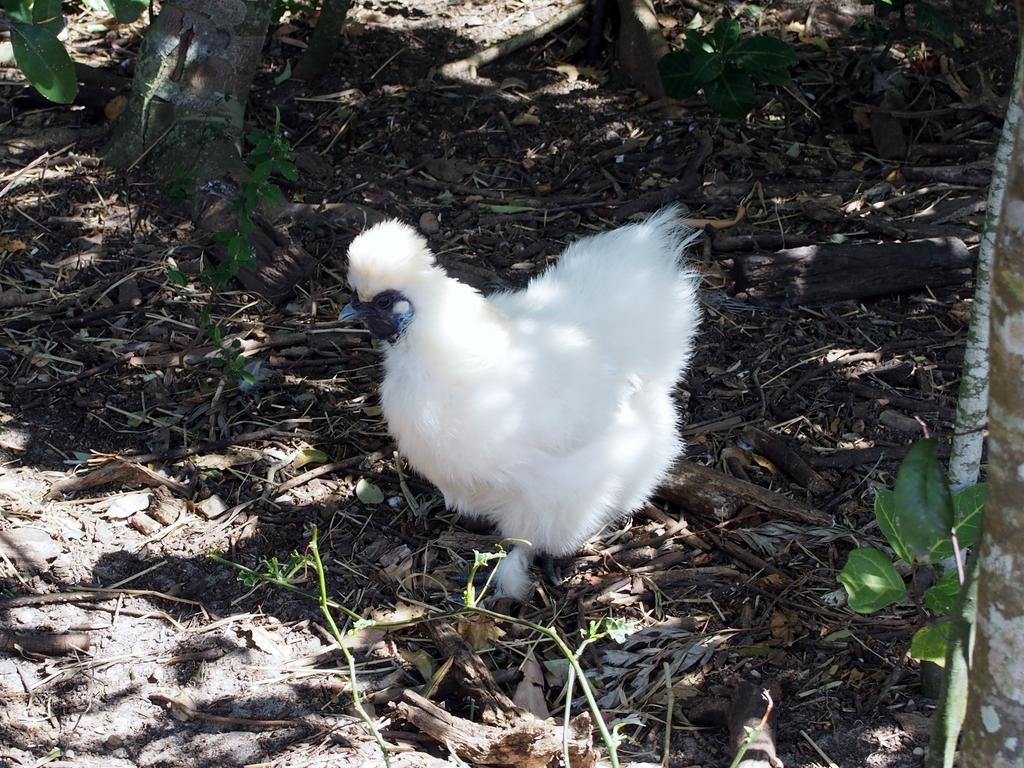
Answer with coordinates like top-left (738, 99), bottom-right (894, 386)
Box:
top-left (859, 0), bottom-right (961, 47)
top-left (838, 439), bottom-right (985, 665)
top-left (167, 110), bottom-right (297, 385)
top-left (658, 18), bottom-right (798, 120)
top-left (1, 0), bottom-right (147, 103)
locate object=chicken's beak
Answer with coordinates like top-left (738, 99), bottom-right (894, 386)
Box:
top-left (339, 302), bottom-right (365, 322)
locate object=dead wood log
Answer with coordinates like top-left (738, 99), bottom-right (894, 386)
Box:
top-left (657, 463), bottom-right (830, 526)
top-left (732, 237), bottom-right (973, 306)
top-left (711, 232), bottom-right (816, 253)
top-left (424, 621), bottom-right (519, 727)
top-left (395, 689), bottom-right (596, 768)
top-left (808, 443), bottom-right (950, 470)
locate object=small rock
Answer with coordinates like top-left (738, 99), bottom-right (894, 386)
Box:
top-left (195, 494), bottom-right (228, 519)
top-left (418, 211), bottom-right (440, 235)
top-left (129, 512), bottom-right (162, 535)
top-left (106, 492), bottom-right (152, 519)
top-left (0, 527), bottom-right (61, 571)
top-left (149, 490), bottom-right (185, 526)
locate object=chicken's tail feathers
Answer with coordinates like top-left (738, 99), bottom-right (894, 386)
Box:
top-left (635, 205), bottom-right (703, 268)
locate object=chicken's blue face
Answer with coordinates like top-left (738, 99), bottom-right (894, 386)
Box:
top-left (339, 289), bottom-right (415, 343)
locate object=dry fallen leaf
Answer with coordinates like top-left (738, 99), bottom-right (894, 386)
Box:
top-left (457, 614), bottom-right (505, 650)
top-left (513, 651), bottom-right (549, 719)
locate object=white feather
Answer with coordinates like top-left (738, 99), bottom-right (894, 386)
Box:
top-left (345, 207), bottom-right (702, 598)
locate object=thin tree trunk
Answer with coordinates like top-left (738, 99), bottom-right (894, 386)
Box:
top-left (961, 5), bottom-right (1024, 759)
top-left (293, 0), bottom-right (352, 81)
top-left (106, 0), bottom-right (272, 179)
top-left (615, 0), bottom-right (667, 99)
top-left (106, 0), bottom-right (313, 299)
top-left (926, 50), bottom-right (1024, 768)
top-left (948, 53), bottom-right (1024, 492)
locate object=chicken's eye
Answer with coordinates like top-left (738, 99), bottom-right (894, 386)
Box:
top-left (375, 294), bottom-right (393, 310)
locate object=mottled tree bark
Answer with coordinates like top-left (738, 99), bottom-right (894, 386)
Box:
top-left (961, 7), bottom-right (1024, 761)
top-left (928, 50), bottom-right (1024, 768)
top-left (106, 0), bottom-right (313, 299)
top-left (949, 54), bottom-right (1024, 492)
top-left (106, 0), bottom-right (272, 179)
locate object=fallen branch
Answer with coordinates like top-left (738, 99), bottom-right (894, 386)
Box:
top-left (0, 630), bottom-right (91, 655)
top-left (732, 237), bottom-right (973, 306)
top-left (396, 689), bottom-right (596, 768)
top-left (149, 693), bottom-right (307, 729)
top-left (657, 463), bottom-right (830, 525)
top-left (44, 458), bottom-right (191, 501)
top-left (438, 3), bottom-right (587, 80)
top-left (425, 620), bottom-right (520, 727)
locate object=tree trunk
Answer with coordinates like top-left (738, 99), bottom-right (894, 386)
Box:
top-left (107, 0), bottom-right (314, 299)
top-left (926, 50), bottom-right (1024, 768)
top-left (615, 0), bottom-right (667, 99)
top-left (948, 53), bottom-right (1024, 492)
top-left (294, 0), bottom-right (352, 81)
top-left (961, 5), bottom-right (1024, 760)
top-left (106, 0), bottom-right (272, 178)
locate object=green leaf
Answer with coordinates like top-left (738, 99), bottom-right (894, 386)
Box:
top-left (704, 68), bottom-right (756, 120)
top-left (355, 478), bottom-right (385, 504)
top-left (659, 49), bottom-right (723, 99)
top-left (874, 488), bottom-right (913, 563)
top-left (274, 60), bottom-right (293, 86)
top-left (953, 483), bottom-right (985, 549)
top-left (102, 0), bottom-right (147, 22)
top-left (838, 547), bottom-right (907, 614)
top-left (10, 21), bottom-right (78, 104)
top-left (730, 35), bottom-right (798, 74)
top-left (278, 160), bottom-right (298, 182)
top-left (292, 445), bottom-right (328, 469)
top-left (710, 18), bottom-right (741, 53)
top-left (603, 616), bottom-right (640, 644)
top-left (892, 439), bottom-right (955, 562)
top-left (757, 67), bottom-right (792, 86)
top-left (683, 28), bottom-right (708, 52)
top-left (911, 622), bottom-right (953, 666)
top-left (166, 268), bottom-right (188, 286)
top-left (32, 0), bottom-right (64, 32)
top-left (924, 568), bottom-right (960, 615)
top-left (1, 0), bottom-right (31, 23)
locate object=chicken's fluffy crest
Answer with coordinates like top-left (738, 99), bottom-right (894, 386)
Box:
top-left (346, 220), bottom-right (438, 300)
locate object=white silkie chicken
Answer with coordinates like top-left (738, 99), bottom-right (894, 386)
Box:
top-left (340, 208), bottom-right (701, 599)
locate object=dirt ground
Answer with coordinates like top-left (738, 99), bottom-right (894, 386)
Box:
top-left (0, 0), bottom-right (1015, 766)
